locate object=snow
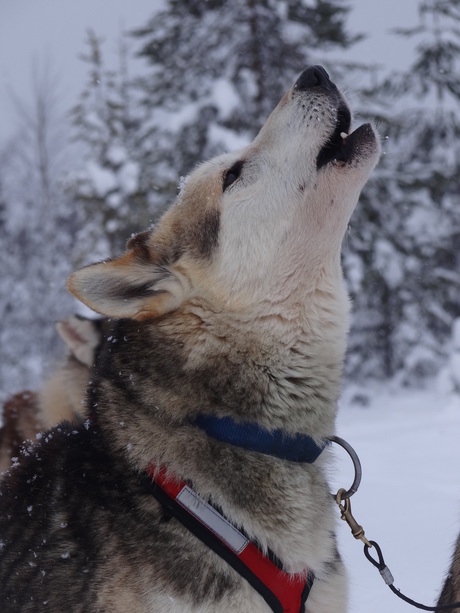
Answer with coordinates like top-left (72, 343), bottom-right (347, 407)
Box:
top-left (86, 161), bottom-right (117, 197)
top-left (118, 160), bottom-right (140, 194)
top-left (208, 124), bottom-right (250, 153)
top-left (334, 383), bottom-right (460, 612)
top-left (453, 320), bottom-right (460, 350)
top-left (374, 238), bottom-right (404, 289)
top-left (405, 205), bottom-right (451, 246)
top-left (106, 144), bottom-right (127, 167)
top-left (209, 78), bottom-right (240, 119)
top-left (154, 101), bottom-right (201, 131)
top-left (438, 319), bottom-right (460, 395)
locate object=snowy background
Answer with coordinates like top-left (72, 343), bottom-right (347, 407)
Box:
top-left (336, 383), bottom-right (460, 612)
top-left (1, 1), bottom-right (460, 611)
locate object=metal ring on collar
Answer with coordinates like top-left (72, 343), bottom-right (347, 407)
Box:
top-left (328, 435), bottom-right (362, 500)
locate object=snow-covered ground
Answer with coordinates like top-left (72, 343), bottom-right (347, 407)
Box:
top-left (333, 383), bottom-right (460, 612)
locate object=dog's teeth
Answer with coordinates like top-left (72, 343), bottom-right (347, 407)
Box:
top-left (340, 132), bottom-right (348, 139)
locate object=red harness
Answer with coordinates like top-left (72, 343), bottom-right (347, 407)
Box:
top-left (142, 464), bottom-right (314, 613)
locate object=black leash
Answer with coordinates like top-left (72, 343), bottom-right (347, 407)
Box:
top-left (330, 436), bottom-right (460, 611)
top-left (363, 540), bottom-right (460, 611)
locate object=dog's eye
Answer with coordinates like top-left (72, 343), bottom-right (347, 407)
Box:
top-left (222, 161), bottom-right (244, 192)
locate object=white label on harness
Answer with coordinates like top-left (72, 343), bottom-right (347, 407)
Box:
top-left (176, 486), bottom-right (249, 555)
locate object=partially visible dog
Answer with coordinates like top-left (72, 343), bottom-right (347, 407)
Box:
top-left (0, 66), bottom-right (379, 612)
top-left (0, 315), bottom-right (103, 474)
top-left (438, 534), bottom-right (460, 606)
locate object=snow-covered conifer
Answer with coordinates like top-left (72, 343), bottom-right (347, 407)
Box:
top-left (69, 30), bottom-right (157, 261)
top-left (344, 0), bottom-right (460, 381)
top-left (0, 66), bottom-right (76, 396)
top-left (132, 0), bottom-right (361, 179)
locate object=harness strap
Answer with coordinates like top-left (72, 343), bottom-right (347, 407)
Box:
top-left (141, 465), bottom-right (314, 613)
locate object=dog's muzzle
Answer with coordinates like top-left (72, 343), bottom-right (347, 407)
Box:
top-left (294, 65), bottom-right (337, 93)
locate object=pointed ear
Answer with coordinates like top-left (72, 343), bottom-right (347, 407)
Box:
top-left (66, 252), bottom-right (187, 321)
top-left (55, 315), bottom-right (101, 367)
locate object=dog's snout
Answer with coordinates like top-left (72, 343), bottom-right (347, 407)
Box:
top-left (294, 66), bottom-right (334, 91)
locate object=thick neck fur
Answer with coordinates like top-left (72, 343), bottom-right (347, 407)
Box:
top-left (94, 279), bottom-right (348, 438)
top-left (90, 276), bottom-right (348, 573)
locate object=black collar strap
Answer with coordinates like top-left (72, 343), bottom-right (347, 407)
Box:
top-left (141, 464), bottom-right (314, 613)
top-left (192, 414), bottom-right (327, 462)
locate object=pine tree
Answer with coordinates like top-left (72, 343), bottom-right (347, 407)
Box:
top-left (0, 66), bottom-right (76, 396)
top-left (69, 30), bottom-right (160, 261)
top-left (132, 0), bottom-right (362, 181)
top-left (344, 0), bottom-right (460, 381)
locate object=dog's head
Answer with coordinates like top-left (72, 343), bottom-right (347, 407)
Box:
top-left (68, 66), bottom-right (380, 321)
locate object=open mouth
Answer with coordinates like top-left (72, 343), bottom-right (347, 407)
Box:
top-left (316, 103), bottom-right (353, 169)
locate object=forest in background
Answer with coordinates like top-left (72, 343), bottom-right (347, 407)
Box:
top-left (1, 0), bottom-right (460, 398)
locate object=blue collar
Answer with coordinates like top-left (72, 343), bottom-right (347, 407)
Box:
top-left (192, 414), bottom-right (327, 463)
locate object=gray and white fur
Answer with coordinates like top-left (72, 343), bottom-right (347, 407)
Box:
top-left (0, 66), bottom-right (380, 612)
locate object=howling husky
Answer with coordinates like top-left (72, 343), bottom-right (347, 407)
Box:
top-left (0, 66), bottom-right (380, 612)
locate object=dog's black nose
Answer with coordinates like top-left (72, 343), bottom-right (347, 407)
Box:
top-left (294, 66), bottom-right (333, 90)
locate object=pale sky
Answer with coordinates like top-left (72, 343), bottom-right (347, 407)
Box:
top-left (0, 0), bottom-right (419, 144)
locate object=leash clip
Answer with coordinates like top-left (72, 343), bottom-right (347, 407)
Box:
top-left (336, 487), bottom-right (371, 547)
top-left (332, 436), bottom-right (460, 609)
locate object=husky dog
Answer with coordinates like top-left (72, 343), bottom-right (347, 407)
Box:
top-left (438, 534), bottom-right (460, 606)
top-left (0, 315), bottom-right (103, 474)
top-left (0, 66), bottom-right (379, 612)
top-left (41, 315), bottom-right (105, 428)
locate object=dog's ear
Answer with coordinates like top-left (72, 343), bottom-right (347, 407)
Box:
top-left (67, 251), bottom-right (187, 321)
top-left (55, 315), bottom-right (101, 366)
